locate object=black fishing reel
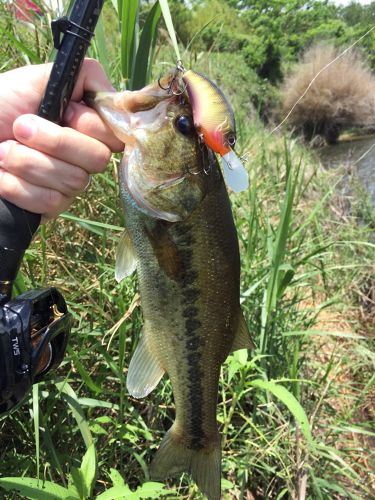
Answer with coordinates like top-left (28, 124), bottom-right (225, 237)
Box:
top-left (0, 287), bottom-right (71, 416)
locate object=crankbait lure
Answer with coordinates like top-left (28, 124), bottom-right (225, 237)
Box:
top-left (182, 69), bottom-right (249, 193)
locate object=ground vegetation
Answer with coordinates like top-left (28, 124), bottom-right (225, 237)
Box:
top-left (0, 1), bottom-right (374, 499)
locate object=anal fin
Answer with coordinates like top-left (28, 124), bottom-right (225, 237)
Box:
top-left (127, 330), bottom-right (165, 398)
top-left (231, 311), bottom-right (255, 352)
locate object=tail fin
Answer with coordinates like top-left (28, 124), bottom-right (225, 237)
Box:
top-left (150, 425), bottom-right (221, 500)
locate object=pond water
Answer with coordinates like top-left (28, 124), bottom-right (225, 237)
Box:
top-left (319, 135), bottom-right (375, 204)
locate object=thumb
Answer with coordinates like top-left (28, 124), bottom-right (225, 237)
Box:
top-left (70, 58), bottom-right (115, 102)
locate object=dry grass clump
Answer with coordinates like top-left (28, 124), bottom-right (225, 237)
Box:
top-left (281, 43), bottom-right (375, 143)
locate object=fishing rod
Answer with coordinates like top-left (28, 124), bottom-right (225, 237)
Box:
top-left (0, 0), bottom-right (105, 416)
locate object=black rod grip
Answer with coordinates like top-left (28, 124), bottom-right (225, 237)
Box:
top-left (39, 0), bottom-right (105, 123)
top-left (0, 204), bottom-right (40, 282)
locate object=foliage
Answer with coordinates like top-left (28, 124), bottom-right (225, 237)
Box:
top-left (280, 43), bottom-right (375, 143)
top-left (0, 0), bottom-right (375, 499)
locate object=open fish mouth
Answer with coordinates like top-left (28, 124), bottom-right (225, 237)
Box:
top-left (83, 75), bottom-right (175, 144)
top-left (84, 75), bottom-right (205, 222)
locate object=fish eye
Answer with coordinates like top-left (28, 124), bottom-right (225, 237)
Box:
top-left (175, 115), bottom-right (194, 136)
top-left (227, 133), bottom-right (236, 147)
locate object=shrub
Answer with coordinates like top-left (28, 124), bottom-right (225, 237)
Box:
top-left (280, 43), bottom-right (375, 143)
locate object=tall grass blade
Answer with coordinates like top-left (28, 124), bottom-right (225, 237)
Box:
top-left (0, 27), bottom-right (41, 64)
top-left (132, 1), bottom-right (161, 90)
top-left (67, 345), bottom-right (104, 394)
top-left (250, 379), bottom-right (314, 445)
top-left (32, 385), bottom-right (40, 480)
top-left (93, 15), bottom-right (111, 77)
top-left (120, 0), bottom-right (139, 81)
top-left (56, 381), bottom-right (93, 449)
top-left (159, 0), bottom-right (180, 60)
top-left (0, 478), bottom-right (70, 500)
top-left (80, 443), bottom-right (97, 498)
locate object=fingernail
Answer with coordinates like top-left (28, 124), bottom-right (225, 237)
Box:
top-left (14, 115), bottom-right (38, 140)
top-left (0, 141), bottom-right (11, 162)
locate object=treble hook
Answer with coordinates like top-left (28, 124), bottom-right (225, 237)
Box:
top-left (158, 60), bottom-right (187, 95)
top-left (171, 80), bottom-right (187, 96)
top-left (158, 77), bottom-right (171, 91)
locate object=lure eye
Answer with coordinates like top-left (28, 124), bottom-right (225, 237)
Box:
top-left (175, 115), bottom-right (194, 136)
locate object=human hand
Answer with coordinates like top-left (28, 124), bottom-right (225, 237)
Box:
top-left (0, 59), bottom-right (124, 221)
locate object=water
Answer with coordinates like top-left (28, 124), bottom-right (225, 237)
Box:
top-left (319, 135), bottom-right (375, 203)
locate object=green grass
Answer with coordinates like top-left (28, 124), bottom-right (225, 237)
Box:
top-left (0, 1), bottom-right (374, 499)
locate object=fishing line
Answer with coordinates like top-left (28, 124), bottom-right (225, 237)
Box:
top-left (269, 24), bottom-right (375, 137)
top-left (353, 141), bottom-right (375, 166)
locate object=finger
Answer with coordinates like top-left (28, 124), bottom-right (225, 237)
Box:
top-left (0, 168), bottom-right (73, 219)
top-left (0, 59), bottom-right (114, 142)
top-left (71, 58), bottom-right (115, 101)
top-left (13, 114), bottom-right (111, 173)
top-left (63, 101), bottom-right (124, 152)
top-left (0, 140), bottom-right (90, 197)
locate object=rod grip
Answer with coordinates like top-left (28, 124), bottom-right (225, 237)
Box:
top-left (0, 202), bottom-right (41, 282)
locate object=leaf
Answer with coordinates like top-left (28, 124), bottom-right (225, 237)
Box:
top-left (61, 212), bottom-right (123, 232)
top-left (70, 467), bottom-right (85, 499)
top-left (109, 468), bottom-right (125, 487)
top-left (67, 346), bottom-right (103, 394)
top-left (80, 443), bottom-right (97, 498)
top-left (32, 384), bottom-right (40, 478)
top-left (250, 379), bottom-right (314, 445)
top-left (132, 0), bottom-right (161, 90)
top-left (120, 0), bottom-right (139, 80)
top-left (56, 382), bottom-right (93, 449)
top-left (159, 0), bottom-right (180, 60)
top-left (221, 478), bottom-right (234, 491)
top-left (136, 481), bottom-right (171, 498)
top-left (94, 15), bottom-right (111, 77)
top-left (0, 478), bottom-right (72, 500)
top-left (95, 485), bottom-right (132, 500)
top-left (77, 398), bottom-right (119, 410)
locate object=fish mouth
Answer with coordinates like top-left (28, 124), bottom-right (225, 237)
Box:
top-left (84, 75), bottom-right (199, 222)
top-left (83, 76), bottom-right (175, 143)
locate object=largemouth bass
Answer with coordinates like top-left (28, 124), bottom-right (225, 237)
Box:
top-left (85, 73), bottom-right (252, 500)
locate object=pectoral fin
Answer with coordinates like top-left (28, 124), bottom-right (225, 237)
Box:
top-left (127, 330), bottom-right (165, 398)
top-left (145, 222), bottom-right (182, 281)
top-left (115, 229), bottom-right (137, 283)
top-left (231, 312), bottom-right (255, 352)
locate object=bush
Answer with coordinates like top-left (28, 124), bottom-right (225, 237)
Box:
top-left (280, 43), bottom-right (375, 143)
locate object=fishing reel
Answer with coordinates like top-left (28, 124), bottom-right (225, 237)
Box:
top-left (0, 287), bottom-right (71, 416)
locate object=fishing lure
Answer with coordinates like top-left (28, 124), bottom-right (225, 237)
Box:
top-left (182, 68), bottom-right (249, 193)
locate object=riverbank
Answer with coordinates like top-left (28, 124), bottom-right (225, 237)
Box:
top-left (319, 134), bottom-right (375, 206)
top-left (1, 125), bottom-right (374, 498)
